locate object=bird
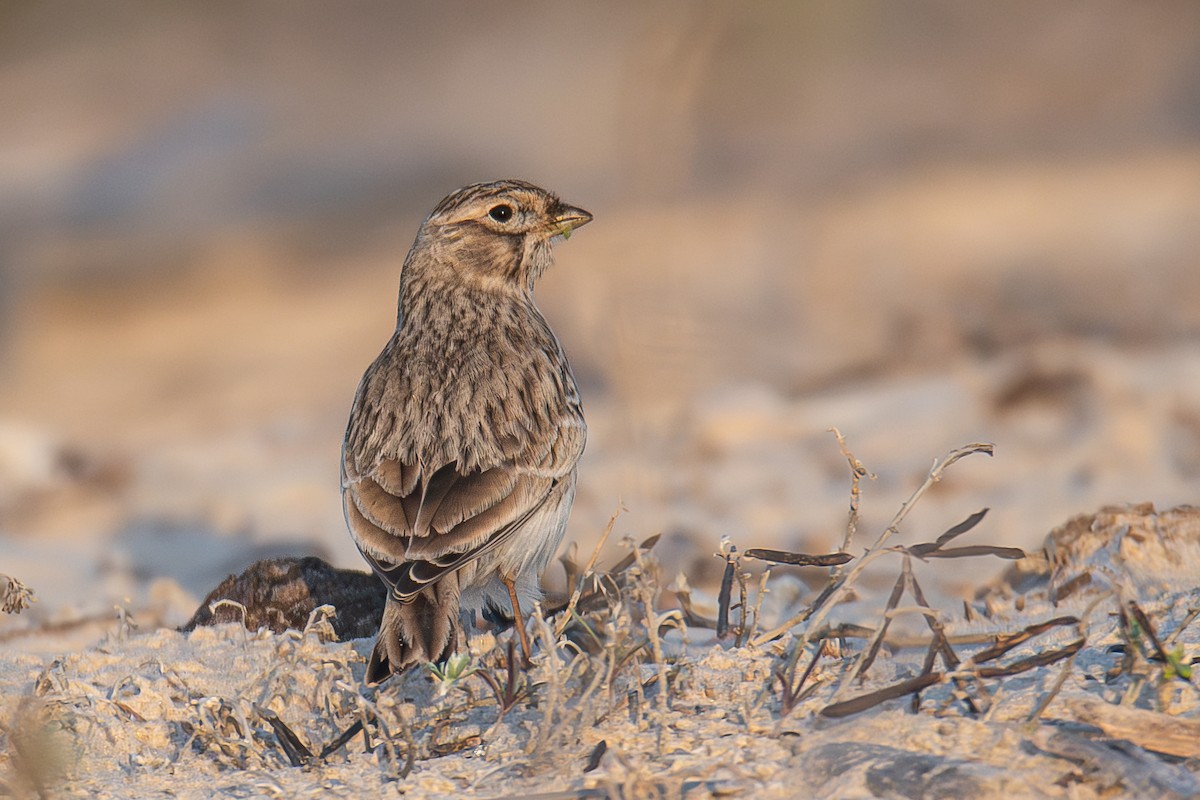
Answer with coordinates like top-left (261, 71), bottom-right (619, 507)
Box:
top-left (341, 179), bottom-right (590, 684)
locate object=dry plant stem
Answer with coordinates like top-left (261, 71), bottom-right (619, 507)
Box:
top-left (609, 533), bottom-right (661, 575)
top-left (573, 653), bottom-right (609, 735)
top-left (914, 632), bottom-right (943, 713)
top-left (318, 718), bottom-right (364, 759)
top-left (769, 428), bottom-right (872, 651)
top-left (752, 442), bottom-right (994, 648)
top-left (735, 565), bottom-right (750, 645)
top-left (356, 694), bottom-right (414, 778)
top-left (776, 645), bottom-right (816, 718)
top-left (1029, 595), bottom-right (1104, 720)
top-left (529, 612), bottom-right (565, 753)
top-left (1114, 594), bottom-right (1153, 706)
top-left (1126, 600), bottom-right (1169, 663)
top-left (555, 504), bottom-right (623, 638)
top-left (1165, 605), bottom-right (1200, 647)
top-left (716, 548), bottom-right (736, 639)
top-left (745, 570), bottom-right (771, 644)
top-left (839, 569), bottom-right (907, 694)
top-left (673, 580), bottom-right (718, 629)
top-left (832, 603), bottom-right (944, 697)
top-left (904, 563), bottom-right (959, 672)
top-left (776, 619), bottom-right (1085, 682)
top-left (830, 427), bottom-right (872, 557)
top-left (902, 562), bottom-right (976, 711)
top-left (629, 540), bottom-right (671, 748)
top-left (257, 705), bottom-right (313, 766)
top-left (744, 549), bottom-right (852, 567)
top-left (600, 618), bottom-right (621, 718)
top-left (1028, 651), bottom-right (1079, 721)
top-left (823, 633), bottom-right (1083, 719)
top-left (476, 640), bottom-right (529, 730)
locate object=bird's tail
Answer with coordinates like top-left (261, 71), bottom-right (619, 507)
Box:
top-left (366, 586), bottom-right (460, 684)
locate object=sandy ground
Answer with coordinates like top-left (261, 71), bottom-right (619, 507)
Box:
top-left (5, 504), bottom-right (1200, 799)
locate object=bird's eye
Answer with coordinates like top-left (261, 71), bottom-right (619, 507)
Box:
top-left (488, 204), bottom-right (514, 222)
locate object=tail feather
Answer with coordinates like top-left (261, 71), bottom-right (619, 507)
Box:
top-left (366, 581), bottom-right (461, 684)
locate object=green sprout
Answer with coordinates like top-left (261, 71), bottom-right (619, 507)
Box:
top-left (426, 653), bottom-right (479, 696)
top-left (1165, 646), bottom-right (1193, 681)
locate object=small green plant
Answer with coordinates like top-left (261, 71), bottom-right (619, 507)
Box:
top-left (1165, 646), bottom-right (1192, 681)
top-left (426, 653), bottom-right (479, 697)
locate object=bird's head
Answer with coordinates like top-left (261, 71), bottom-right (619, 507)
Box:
top-left (407, 179), bottom-right (592, 295)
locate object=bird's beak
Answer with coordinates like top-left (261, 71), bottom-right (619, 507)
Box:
top-left (552, 205), bottom-right (593, 240)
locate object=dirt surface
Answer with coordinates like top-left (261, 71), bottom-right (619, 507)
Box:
top-left (5, 504), bottom-right (1200, 798)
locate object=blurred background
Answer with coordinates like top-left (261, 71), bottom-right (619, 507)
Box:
top-left (3, 1), bottom-right (1200, 644)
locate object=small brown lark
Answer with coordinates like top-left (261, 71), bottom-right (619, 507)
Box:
top-left (342, 180), bottom-right (590, 683)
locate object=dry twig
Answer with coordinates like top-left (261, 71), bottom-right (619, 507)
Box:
top-left (752, 442), bottom-right (994, 647)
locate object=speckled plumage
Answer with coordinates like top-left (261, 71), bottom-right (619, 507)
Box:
top-left (341, 180), bottom-right (589, 682)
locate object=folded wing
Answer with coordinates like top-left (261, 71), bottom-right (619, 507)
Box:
top-left (343, 446), bottom-right (569, 602)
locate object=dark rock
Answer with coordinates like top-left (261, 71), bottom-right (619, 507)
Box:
top-left (182, 556), bottom-right (384, 641)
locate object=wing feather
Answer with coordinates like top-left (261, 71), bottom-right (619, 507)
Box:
top-left (357, 488), bottom-right (549, 601)
top-left (375, 458), bottom-right (420, 497)
top-left (427, 467), bottom-right (519, 533)
top-left (352, 476), bottom-right (415, 536)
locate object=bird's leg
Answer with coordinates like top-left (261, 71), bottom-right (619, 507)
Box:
top-left (502, 576), bottom-right (533, 665)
